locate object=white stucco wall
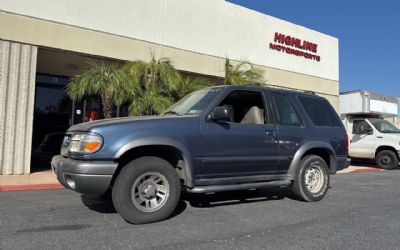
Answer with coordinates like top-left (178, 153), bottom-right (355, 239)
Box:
top-left (0, 0), bottom-right (338, 81)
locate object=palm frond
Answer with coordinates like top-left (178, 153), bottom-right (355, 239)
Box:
top-left (224, 58), bottom-right (265, 85)
top-left (66, 60), bottom-right (131, 118)
top-left (175, 76), bottom-right (213, 99)
top-left (128, 89), bottom-right (172, 116)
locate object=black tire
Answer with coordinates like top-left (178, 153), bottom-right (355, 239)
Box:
top-left (376, 150), bottom-right (399, 170)
top-left (112, 156), bottom-right (181, 224)
top-left (291, 155), bottom-right (330, 202)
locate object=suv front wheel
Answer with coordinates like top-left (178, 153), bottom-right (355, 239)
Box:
top-left (112, 156), bottom-right (181, 224)
top-left (291, 155), bottom-right (329, 202)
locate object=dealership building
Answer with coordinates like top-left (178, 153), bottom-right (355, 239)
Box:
top-left (0, 0), bottom-right (339, 175)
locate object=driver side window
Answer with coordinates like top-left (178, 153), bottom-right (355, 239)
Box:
top-left (353, 120), bottom-right (372, 134)
top-left (216, 90), bottom-right (266, 124)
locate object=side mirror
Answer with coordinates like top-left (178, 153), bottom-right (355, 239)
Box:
top-left (209, 106), bottom-right (232, 122)
top-left (365, 128), bottom-right (374, 135)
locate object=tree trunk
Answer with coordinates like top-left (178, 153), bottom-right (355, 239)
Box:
top-left (102, 94), bottom-right (113, 119)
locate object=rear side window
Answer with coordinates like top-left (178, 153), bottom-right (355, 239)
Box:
top-left (299, 96), bottom-right (342, 127)
top-left (272, 92), bottom-right (301, 126)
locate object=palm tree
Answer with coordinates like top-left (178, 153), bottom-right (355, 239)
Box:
top-left (129, 89), bottom-right (172, 116)
top-left (67, 60), bottom-right (129, 119)
top-left (224, 58), bottom-right (265, 85)
top-left (124, 54), bottom-right (182, 116)
top-left (175, 76), bottom-right (214, 99)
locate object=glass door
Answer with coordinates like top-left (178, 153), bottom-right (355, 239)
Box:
top-left (31, 74), bottom-right (104, 171)
top-left (71, 99), bottom-right (85, 125)
top-left (72, 96), bottom-right (102, 123)
top-left (31, 74), bottom-right (72, 171)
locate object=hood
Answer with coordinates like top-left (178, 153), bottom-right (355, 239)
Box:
top-left (381, 133), bottom-right (400, 139)
top-left (67, 115), bottom-right (190, 132)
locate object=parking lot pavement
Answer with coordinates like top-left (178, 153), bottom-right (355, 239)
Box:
top-left (1, 170), bottom-right (400, 250)
top-left (0, 161), bottom-right (377, 191)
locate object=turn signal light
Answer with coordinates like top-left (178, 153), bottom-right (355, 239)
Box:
top-left (83, 141), bottom-right (102, 152)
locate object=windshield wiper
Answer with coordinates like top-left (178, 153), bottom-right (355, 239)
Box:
top-left (163, 111), bottom-right (182, 116)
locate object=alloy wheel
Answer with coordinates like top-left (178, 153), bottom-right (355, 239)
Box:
top-left (131, 172), bottom-right (170, 213)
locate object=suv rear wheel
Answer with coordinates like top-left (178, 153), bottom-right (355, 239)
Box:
top-left (291, 155), bottom-right (329, 202)
top-left (112, 156), bottom-right (181, 224)
top-left (376, 150), bottom-right (399, 170)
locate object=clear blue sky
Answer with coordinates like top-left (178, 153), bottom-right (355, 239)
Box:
top-left (228, 0), bottom-right (400, 96)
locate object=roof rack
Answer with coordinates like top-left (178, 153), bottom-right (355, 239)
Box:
top-left (239, 84), bottom-right (316, 95)
top-left (243, 83), bottom-right (264, 87)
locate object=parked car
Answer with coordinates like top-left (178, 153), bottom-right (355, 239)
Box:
top-left (340, 90), bottom-right (400, 170)
top-left (342, 116), bottom-right (400, 170)
top-left (31, 132), bottom-right (65, 170)
top-left (52, 85), bottom-right (349, 224)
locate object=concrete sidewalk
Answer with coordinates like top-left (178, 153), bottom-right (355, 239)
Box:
top-left (0, 170), bottom-right (63, 191)
top-left (0, 165), bottom-right (381, 191)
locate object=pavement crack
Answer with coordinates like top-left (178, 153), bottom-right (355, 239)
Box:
top-left (16, 224), bottom-right (92, 233)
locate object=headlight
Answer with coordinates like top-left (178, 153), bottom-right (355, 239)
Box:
top-left (68, 133), bottom-right (103, 154)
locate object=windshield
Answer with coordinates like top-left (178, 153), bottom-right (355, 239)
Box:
top-left (163, 88), bottom-right (222, 116)
top-left (369, 118), bottom-right (400, 133)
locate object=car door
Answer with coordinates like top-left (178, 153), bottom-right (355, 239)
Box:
top-left (270, 92), bottom-right (306, 173)
top-left (197, 89), bottom-right (280, 179)
top-left (349, 119), bottom-right (376, 158)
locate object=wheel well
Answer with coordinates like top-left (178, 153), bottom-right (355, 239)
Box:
top-left (110, 145), bottom-right (187, 189)
top-left (375, 146), bottom-right (398, 159)
top-left (301, 148), bottom-right (332, 168)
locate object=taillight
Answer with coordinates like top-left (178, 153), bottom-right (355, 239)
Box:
top-left (344, 133), bottom-right (349, 153)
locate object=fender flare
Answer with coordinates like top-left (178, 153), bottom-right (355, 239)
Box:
top-left (287, 141), bottom-right (337, 177)
top-left (374, 145), bottom-right (399, 158)
top-left (114, 137), bottom-right (195, 187)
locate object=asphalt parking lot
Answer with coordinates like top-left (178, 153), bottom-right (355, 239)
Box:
top-left (1, 170), bottom-right (400, 250)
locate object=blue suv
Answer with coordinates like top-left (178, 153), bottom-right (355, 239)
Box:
top-left (52, 85), bottom-right (350, 224)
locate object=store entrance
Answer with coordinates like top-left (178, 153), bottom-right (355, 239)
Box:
top-left (31, 74), bottom-right (101, 172)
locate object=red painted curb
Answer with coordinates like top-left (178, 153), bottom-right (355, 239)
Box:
top-left (352, 168), bottom-right (381, 173)
top-left (0, 183), bottom-right (64, 191)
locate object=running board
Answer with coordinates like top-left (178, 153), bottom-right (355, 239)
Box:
top-left (187, 180), bottom-right (292, 194)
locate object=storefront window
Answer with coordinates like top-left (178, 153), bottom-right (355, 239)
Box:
top-left (31, 74), bottom-right (103, 171)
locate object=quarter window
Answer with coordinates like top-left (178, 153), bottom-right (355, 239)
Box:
top-left (299, 96), bottom-right (342, 127)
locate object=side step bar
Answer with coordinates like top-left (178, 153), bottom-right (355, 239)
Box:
top-left (187, 180), bottom-right (292, 194)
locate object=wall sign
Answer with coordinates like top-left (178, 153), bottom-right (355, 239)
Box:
top-left (269, 32), bottom-right (321, 62)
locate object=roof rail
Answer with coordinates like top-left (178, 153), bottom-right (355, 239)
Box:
top-left (304, 90), bottom-right (316, 95)
top-left (243, 83), bottom-right (264, 87)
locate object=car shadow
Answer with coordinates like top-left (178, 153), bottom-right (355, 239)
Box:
top-left (182, 187), bottom-right (292, 208)
top-left (352, 159), bottom-right (400, 171)
top-left (80, 187), bottom-right (295, 219)
top-left (350, 158), bottom-right (378, 168)
top-left (80, 194), bottom-right (188, 219)
top-left (80, 194), bottom-right (116, 214)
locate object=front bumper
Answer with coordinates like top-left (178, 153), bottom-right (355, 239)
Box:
top-left (51, 155), bottom-right (118, 194)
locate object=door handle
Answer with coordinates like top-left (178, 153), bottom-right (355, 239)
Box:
top-left (265, 130), bottom-right (275, 136)
top-left (377, 136), bottom-right (383, 139)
